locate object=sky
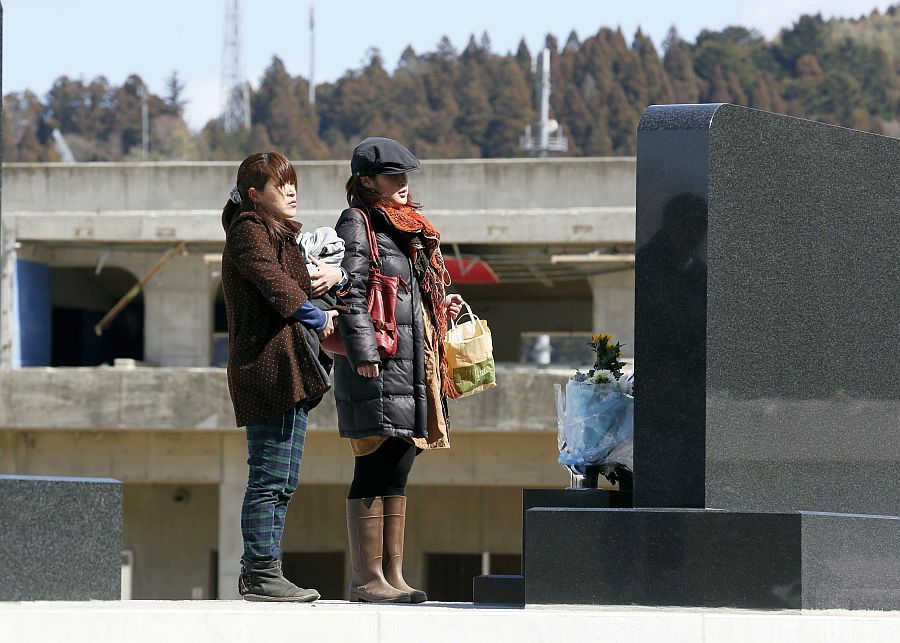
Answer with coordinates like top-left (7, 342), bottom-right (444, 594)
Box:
top-left (1, 0), bottom-right (894, 130)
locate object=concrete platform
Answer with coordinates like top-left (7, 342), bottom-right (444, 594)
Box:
top-left (1, 601), bottom-right (899, 643)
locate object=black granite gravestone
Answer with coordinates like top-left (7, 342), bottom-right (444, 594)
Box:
top-left (0, 475), bottom-right (123, 600)
top-left (523, 104), bottom-right (900, 610)
top-left (634, 104), bottom-right (900, 514)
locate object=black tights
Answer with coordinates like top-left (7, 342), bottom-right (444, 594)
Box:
top-left (348, 437), bottom-right (419, 499)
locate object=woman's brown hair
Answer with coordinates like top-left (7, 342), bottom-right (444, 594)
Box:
top-left (222, 151), bottom-right (298, 241)
top-left (345, 174), bottom-right (421, 211)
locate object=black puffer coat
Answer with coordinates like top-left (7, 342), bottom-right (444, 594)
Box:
top-left (333, 204), bottom-right (427, 440)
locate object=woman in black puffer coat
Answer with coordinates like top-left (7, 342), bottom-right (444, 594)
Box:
top-left (332, 137), bottom-right (464, 604)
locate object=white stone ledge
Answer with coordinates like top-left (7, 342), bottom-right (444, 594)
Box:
top-left (0, 601), bottom-right (898, 643)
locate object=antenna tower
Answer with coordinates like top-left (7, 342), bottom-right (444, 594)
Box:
top-left (520, 47), bottom-right (568, 157)
top-left (221, 0), bottom-right (251, 132)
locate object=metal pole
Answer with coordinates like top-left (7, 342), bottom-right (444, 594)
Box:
top-left (309, 5), bottom-right (316, 105)
top-left (141, 84), bottom-right (149, 159)
top-left (538, 48), bottom-right (550, 158)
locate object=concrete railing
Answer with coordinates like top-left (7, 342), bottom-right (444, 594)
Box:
top-left (5, 206), bottom-right (635, 244)
top-left (0, 365), bottom-right (568, 433)
top-left (2, 158), bottom-right (636, 213)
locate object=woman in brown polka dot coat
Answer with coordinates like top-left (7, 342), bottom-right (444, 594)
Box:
top-left (221, 152), bottom-right (346, 602)
top-left (332, 138), bottom-right (465, 603)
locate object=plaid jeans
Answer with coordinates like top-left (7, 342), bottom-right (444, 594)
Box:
top-left (241, 400), bottom-right (309, 562)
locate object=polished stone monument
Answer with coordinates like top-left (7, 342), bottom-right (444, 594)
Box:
top-left (523, 104), bottom-right (900, 610)
top-left (0, 475), bottom-right (123, 600)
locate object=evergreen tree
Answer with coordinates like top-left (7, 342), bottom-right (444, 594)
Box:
top-left (778, 14), bottom-right (828, 69)
top-left (6, 8), bottom-right (900, 161)
top-left (3, 91), bottom-right (55, 161)
top-left (707, 68), bottom-right (732, 102)
top-left (515, 38), bottom-right (534, 80)
top-left (164, 71), bottom-right (186, 117)
top-left (663, 27), bottom-right (701, 102)
top-left (750, 75), bottom-right (774, 111)
top-left (726, 70), bottom-right (748, 105)
top-left (456, 43), bottom-right (492, 152)
top-left (634, 29), bottom-right (675, 105)
top-left (253, 57), bottom-right (306, 156)
top-left (484, 57), bottom-right (533, 157)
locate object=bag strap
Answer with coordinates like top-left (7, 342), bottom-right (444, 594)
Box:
top-left (352, 208), bottom-right (381, 269)
top-left (450, 303), bottom-right (479, 329)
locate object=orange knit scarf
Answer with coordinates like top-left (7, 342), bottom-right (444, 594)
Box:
top-left (376, 202), bottom-right (457, 400)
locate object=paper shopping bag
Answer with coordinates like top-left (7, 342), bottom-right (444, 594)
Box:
top-left (444, 305), bottom-right (496, 398)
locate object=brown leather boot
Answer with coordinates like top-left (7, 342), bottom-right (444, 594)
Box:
top-left (382, 495), bottom-right (427, 603)
top-left (346, 497), bottom-right (410, 603)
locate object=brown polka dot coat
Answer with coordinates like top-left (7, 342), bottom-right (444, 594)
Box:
top-left (222, 211), bottom-right (329, 427)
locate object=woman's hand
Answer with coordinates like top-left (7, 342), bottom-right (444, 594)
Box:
top-left (444, 293), bottom-right (465, 319)
top-left (357, 362), bottom-right (380, 378)
top-left (310, 257), bottom-right (344, 296)
top-left (317, 310), bottom-right (339, 339)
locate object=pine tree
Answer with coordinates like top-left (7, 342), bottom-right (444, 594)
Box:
top-left (253, 56), bottom-right (329, 159)
top-left (484, 57), bottom-right (534, 156)
top-left (455, 50), bottom-right (492, 152)
top-left (663, 27), bottom-right (701, 102)
top-left (164, 71), bottom-right (186, 117)
top-left (634, 29), bottom-right (675, 105)
top-left (4, 91), bottom-right (55, 161)
top-left (515, 38), bottom-right (534, 80)
top-left (726, 70), bottom-right (748, 105)
top-left (707, 67), bottom-right (732, 102)
top-left (750, 75), bottom-right (774, 111)
top-left (112, 74), bottom-right (149, 157)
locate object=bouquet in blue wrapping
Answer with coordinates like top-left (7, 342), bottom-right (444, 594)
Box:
top-left (556, 334), bottom-right (634, 487)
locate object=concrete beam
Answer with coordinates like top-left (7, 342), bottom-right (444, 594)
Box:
top-left (5, 207), bottom-right (635, 245)
top-left (2, 158), bottom-right (636, 213)
top-left (0, 366), bottom-right (568, 433)
top-left (0, 430), bottom-right (568, 488)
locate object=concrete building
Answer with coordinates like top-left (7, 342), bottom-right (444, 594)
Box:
top-left (0, 158), bottom-right (636, 600)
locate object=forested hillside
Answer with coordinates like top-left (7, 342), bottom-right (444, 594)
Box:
top-left (4, 6), bottom-right (898, 162)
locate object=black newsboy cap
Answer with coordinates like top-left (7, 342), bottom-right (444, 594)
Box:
top-left (351, 137), bottom-right (421, 176)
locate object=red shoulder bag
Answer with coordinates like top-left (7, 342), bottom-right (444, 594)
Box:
top-left (320, 209), bottom-right (407, 359)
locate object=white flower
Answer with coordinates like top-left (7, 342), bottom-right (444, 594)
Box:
top-left (617, 374), bottom-right (634, 396)
top-left (591, 369), bottom-right (614, 384)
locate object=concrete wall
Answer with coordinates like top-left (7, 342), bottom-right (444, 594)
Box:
top-left (2, 426), bottom-right (549, 600)
top-left (0, 366), bottom-right (568, 432)
top-left (2, 158), bottom-right (635, 213)
top-left (115, 480), bottom-right (525, 601)
top-left (589, 269), bottom-right (636, 357)
top-left (1, 159), bottom-right (636, 245)
top-left (0, 429), bottom-right (567, 488)
top-left (124, 483), bottom-right (219, 599)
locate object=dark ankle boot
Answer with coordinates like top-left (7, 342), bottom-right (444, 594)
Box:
top-left (346, 497), bottom-right (411, 603)
top-left (382, 495), bottom-right (427, 603)
top-left (239, 559), bottom-right (320, 602)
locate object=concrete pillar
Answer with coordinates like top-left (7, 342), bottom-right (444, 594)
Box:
top-left (218, 432), bottom-right (246, 599)
top-left (0, 223), bottom-right (16, 370)
top-left (142, 252), bottom-right (215, 366)
top-left (588, 269), bottom-right (635, 358)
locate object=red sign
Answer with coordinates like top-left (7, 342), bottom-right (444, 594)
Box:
top-left (443, 257), bottom-right (500, 284)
